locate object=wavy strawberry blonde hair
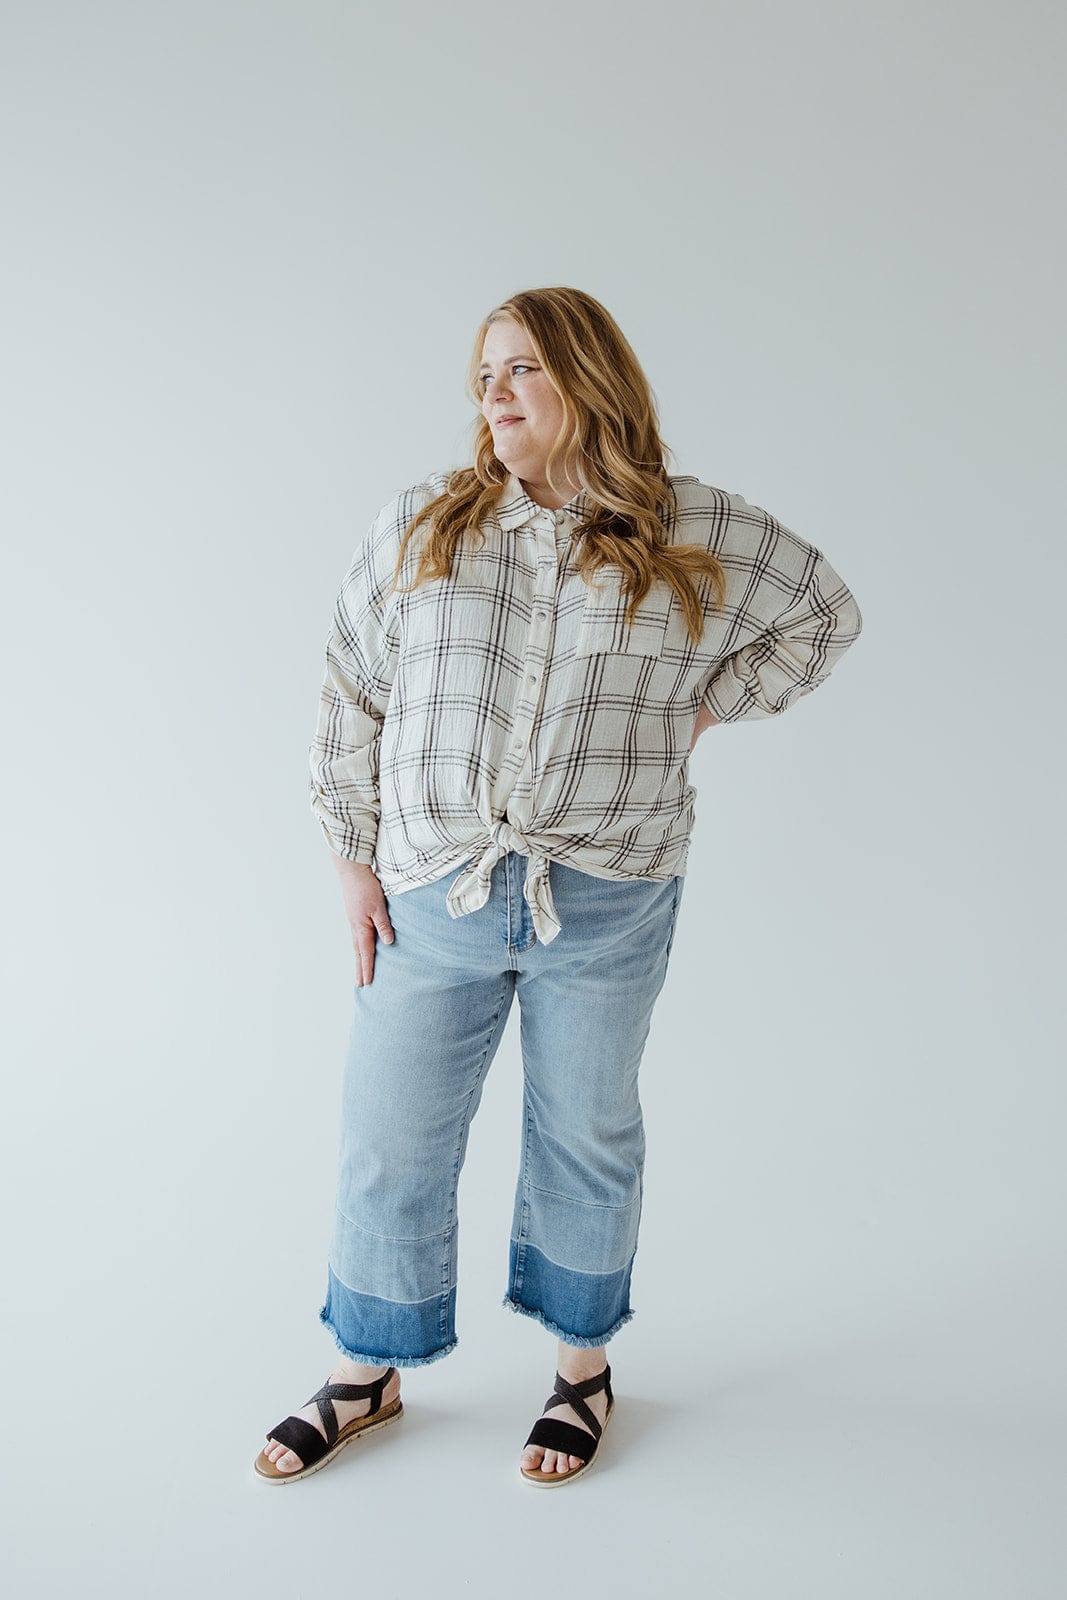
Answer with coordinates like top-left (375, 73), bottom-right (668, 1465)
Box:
top-left (390, 285), bottom-right (726, 644)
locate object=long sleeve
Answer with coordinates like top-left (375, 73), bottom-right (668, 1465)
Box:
top-left (700, 502), bottom-right (863, 724)
top-left (307, 470), bottom-right (865, 937)
top-left (308, 497), bottom-right (404, 864)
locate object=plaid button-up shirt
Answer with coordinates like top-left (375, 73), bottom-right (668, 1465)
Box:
top-left (309, 469), bottom-right (863, 943)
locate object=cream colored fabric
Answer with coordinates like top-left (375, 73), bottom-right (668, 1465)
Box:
top-left (309, 470), bottom-right (863, 942)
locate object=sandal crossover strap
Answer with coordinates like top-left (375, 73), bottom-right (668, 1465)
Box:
top-left (265, 1367), bottom-right (397, 1468)
top-left (523, 1364), bottom-right (613, 1464)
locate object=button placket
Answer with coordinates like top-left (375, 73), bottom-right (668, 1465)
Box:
top-left (513, 515), bottom-right (557, 729)
top-left (502, 514), bottom-right (557, 776)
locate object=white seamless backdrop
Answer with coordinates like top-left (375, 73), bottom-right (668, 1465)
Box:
top-left (1, 2), bottom-right (1063, 1597)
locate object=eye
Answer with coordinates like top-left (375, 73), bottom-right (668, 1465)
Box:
top-left (479, 364), bottom-right (535, 388)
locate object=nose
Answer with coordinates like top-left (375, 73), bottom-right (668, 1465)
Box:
top-left (483, 372), bottom-right (512, 404)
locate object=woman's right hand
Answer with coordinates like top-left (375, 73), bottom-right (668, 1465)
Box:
top-left (330, 856), bottom-right (395, 986)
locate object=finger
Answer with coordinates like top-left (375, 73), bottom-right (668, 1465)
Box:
top-left (352, 929), bottom-right (370, 987)
top-left (356, 925), bottom-right (378, 987)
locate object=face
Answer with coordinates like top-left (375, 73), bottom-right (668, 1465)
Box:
top-left (478, 316), bottom-right (575, 499)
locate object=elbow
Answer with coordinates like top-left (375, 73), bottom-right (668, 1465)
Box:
top-left (839, 591), bottom-right (863, 643)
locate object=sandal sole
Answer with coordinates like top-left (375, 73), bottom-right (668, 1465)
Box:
top-left (253, 1398), bottom-right (403, 1483)
top-left (519, 1397), bottom-right (614, 1487)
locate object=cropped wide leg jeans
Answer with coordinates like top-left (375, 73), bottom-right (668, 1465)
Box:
top-left (318, 849), bottom-right (685, 1367)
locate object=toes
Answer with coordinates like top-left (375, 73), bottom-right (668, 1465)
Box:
top-left (521, 1445), bottom-right (586, 1477)
top-left (263, 1439), bottom-right (302, 1473)
top-left (521, 1442), bottom-right (586, 1477)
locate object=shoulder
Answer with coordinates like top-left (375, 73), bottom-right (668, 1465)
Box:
top-left (355, 470), bottom-right (458, 570)
top-left (666, 474), bottom-right (817, 567)
top-left (667, 472), bottom-right (781, 527)
top-left (371, 468), bottom-right (455, 532)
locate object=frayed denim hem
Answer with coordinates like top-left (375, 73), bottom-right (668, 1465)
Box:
top-left (318, 1307), bottom-right (457, 1369)
top-left (500, 1294), bottom-right (634, 1347)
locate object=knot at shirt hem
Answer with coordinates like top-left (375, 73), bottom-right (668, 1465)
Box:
top-left (444, 820), bottom-right (563, 944)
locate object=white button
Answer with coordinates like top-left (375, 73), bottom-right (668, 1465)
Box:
top-left (512, 737), bottom-right (523, 751)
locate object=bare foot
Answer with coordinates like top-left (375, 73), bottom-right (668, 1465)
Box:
top-left (262, 1359), bottom-right (401, 1474)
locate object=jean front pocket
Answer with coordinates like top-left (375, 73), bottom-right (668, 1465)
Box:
top-left (573, 567), bottom-right (672, 658)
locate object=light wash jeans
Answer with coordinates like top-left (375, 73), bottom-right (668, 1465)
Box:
top-left (318, 849), bottom-right (685, 1366)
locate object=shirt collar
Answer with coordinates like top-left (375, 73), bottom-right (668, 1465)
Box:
top-left (494, 471), bottom-right (590, 532)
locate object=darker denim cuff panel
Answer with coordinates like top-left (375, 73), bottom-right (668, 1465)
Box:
top-left (318, 1262), bottom-right (457, 1368)
top-left (504, 1238), bottom-right (635, 1345)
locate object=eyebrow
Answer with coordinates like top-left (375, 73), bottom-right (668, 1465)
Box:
top-left (478, 353), bottom-right (537, 372)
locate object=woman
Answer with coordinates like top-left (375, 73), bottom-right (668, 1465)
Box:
top-left (254, 286), bottom-right (863, 1488)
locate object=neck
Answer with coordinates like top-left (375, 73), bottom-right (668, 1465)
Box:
top-left (520, 473), bottom-right (582, 511)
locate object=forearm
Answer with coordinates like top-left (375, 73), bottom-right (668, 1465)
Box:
top-left (330, 851), bottom-right (379, 883)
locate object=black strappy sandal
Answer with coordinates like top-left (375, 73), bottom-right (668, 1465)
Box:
top-left (520, 1363), bottom-right (614, 1486)
top-left (254, 1367), bottom-right (403, 1484)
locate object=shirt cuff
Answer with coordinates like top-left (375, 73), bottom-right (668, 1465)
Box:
top-left (316, 816), bottom-right (379, 867)
top-left (700, 642), bottom-right (824, 724)
top-left (700, 671), bottom-right (789, 724)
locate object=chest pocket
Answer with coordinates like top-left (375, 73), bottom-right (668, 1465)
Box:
top-left (573, 567), bottom-right (672, 658)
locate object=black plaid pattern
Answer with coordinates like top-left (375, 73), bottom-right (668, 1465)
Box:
top-left (309, 470), bottom-right (863, 930)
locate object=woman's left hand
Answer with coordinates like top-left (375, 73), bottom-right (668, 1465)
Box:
top-left (689, 704), bottom-right (720, 751)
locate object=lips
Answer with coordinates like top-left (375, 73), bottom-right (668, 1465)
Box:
top-left (496, 415), bottom-right (523, 426)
